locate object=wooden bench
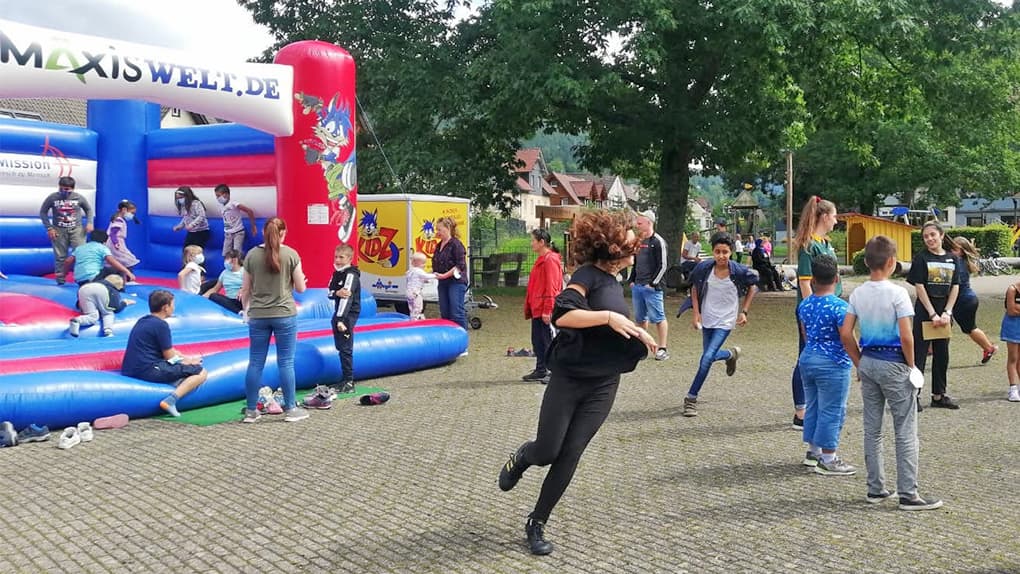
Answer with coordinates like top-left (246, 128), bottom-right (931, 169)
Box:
top-left (480, 253), bottom-right (524, 287)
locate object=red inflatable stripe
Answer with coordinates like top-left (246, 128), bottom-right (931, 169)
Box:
top-left (0, 319), bottom-right (456, 375)
top-left (0, 293), bottom-right (77, 325)
top-left (148, 155), bottom-right (276, 187)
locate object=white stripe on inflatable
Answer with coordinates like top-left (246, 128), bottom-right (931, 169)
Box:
top-left (0, 153), bottom-right (97, 189)
top-left (148, 186), bottom-right (277, 217)
top-left (0, 19), bottom-right (294, 137)
top-left (0, 185), bottom-right (97, 217)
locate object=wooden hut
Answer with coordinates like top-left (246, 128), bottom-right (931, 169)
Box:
top-left (837, 213), bottom-right (915, 264)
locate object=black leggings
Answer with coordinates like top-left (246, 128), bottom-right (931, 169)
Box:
top-left (521, 372), bottom-right (620, 522)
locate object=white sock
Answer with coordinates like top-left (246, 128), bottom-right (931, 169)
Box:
top-left (808, 444), bottom-right (821, 455)
top-left (821, 452), bottom-right (836, 464)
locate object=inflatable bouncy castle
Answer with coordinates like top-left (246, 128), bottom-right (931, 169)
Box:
top-left (0, 20), bottom-right (467, 430)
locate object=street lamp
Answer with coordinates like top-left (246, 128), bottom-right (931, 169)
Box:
top-left (782, 150), bottom-right (793, 250)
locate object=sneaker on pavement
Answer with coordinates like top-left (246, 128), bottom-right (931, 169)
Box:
top-left (682, 397), bottom-right (698, 417)
top-left (68, 318), bottom-right (80, 338)
top-left (815, 456), bottom-right (856, 476)
top-left (284, 407), bottom-right (310, 422)
top-left (312, 384), bottom-right (337, 400)
top-left (17, 424), bottom-right (50, 443)
top-left (303, 393), bottom-right (333, 410)
top-left (241, 409), bottom-right (261, 424)
top-left (1009, 386), bottom-right (1020, 402)
top-left (77, 422), bottom-right (94, 442)
top-left (57, 426), bottom-right (81, 449)
top-left (0, 421), bottom-right (18, 447)
top-left (654, 348), bottom-right (670, 361)
top-left (521, 369), bottom-right (549, 381)
top-left (725, 346), bottom-right (741, 376)
top-left (866, 490), bottom-right (897, 504)
top-left (802, 451), bottom-right (820, 467)
top-left (981, 345), bottom-right (998, 364)
top-left (898, 495), bottom-right (944, 511)
top-left (792, 415), bottom-right (804, 430)
top-left (930, 395), bottom-right (960, 410)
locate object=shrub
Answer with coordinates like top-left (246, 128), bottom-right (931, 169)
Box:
top-left (852, 249), bottom-right (868, 275)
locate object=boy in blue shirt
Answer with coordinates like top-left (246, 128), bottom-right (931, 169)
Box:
top-left (797, 254), bottom-right (854, 475)
top-left (66, 230), bottom-right (135, 285)
top-left (840, 236), bottom-right (944, 510)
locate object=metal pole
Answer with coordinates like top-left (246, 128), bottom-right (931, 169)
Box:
top-left (785, 150), bottom-right (794, 253)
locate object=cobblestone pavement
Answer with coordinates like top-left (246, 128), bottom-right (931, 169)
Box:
top-left (2, 288), bottom-right (1019, 573)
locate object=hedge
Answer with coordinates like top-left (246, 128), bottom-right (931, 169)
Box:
top-left (910, 224), bottom-right (1013, 258)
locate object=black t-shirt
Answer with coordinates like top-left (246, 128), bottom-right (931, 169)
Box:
top-left (907, 249), bottom-right (958, 300)
top-left (568, 264), bottom-right (630, 317)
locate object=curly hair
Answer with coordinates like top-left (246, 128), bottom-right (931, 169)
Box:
top-left (569, 209), bottom-right (639, 265)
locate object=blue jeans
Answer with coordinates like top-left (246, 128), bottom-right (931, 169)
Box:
top-left (437, 280), bottom-right (468, 330)
top-left (687, 327), bottom-right (733, 398)
top-left (791, 321), bottom-right (806, 409)
top-left (799, 349), bottom-right (851, 450)
top-left (245, 315), bottom-right (298, 410)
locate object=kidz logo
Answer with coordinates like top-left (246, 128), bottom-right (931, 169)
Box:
top-left (0, 29), bottom-right (280, 99)
top-left (358, 209), bottom-right (401, 268)
top-left (371, 279), bottom-right (400, 292)
top-left (414, 219), bottom-right (439, 258)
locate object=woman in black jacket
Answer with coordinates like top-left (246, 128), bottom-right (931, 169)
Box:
top-left (497, 210), bottom-right (657, 556)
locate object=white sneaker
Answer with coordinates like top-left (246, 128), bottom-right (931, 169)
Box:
top-left (102, 328), bottom-right (113, 337)
top-left (77, 422), bottom-right (94, 442)
top-left (68, 318), bottom-right (80, 338)
top-left (57, 427), bottom-right (81, 449)
top-left (1009, 385), bottom-right (1020, 402)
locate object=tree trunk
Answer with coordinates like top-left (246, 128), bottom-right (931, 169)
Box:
top-left (658, 142), bottom-right (692, 264)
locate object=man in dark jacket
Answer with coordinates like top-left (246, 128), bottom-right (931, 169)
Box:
top-left (629, 210), bottom-right (670, 360)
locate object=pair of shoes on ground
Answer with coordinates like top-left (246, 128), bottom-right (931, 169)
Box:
top-left (866, 490), bottom-right (944, 510)
top-left (304, 384), bottom-right (343, 410)
top-left (521, 369), bottom-right (550, 383)
top-left (57, 423), bottom-right (94, 449)
top-left (242, 406), bottom-right (309, 423)
top-left (802, 451), bottom-right (856, 476)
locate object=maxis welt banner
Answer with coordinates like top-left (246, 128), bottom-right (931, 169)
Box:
top-left (0, 19), bottom-right (294, 136)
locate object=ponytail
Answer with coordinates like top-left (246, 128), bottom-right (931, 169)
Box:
top-left (791, 195), bottom-right (836, 254)
top-left (263, 217), bottom-right (287, 274)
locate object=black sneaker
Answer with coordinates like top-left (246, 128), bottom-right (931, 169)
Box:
top-left (522, 369), bottom-right (549, 382)
top-left (929, 395), bottom-right (960, 410)
top-left (525, 517), bottom-right (554, 555)
top-left (724, 346), bottom-right (741, 376)
top-left (866, 490), bottom-right (896, 504)
top-left (898, 495), bottom-right (944, 511)
top-left (498, 443), bottom-right (530, 491)
top-left (792, 415), bottom-right (804, 430)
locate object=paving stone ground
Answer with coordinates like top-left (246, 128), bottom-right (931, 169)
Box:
top-left (2, 276), bottom-right (1019, 573)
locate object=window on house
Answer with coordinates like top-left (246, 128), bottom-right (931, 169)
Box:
top-left (966, 216), bottom-right (984, 227)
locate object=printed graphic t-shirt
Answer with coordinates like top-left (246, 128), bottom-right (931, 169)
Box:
top-left (906, 249), bottom-right (958, 300)
top-left (797, 293), bottom-right (851, 367)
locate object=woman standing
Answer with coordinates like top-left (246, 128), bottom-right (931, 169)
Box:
top-left (951, 237), bottom-right (998, 364)
top-left (907, 222), bottom-right (960, 410)
top-left (498, 210), bottom-right (657, 555)
top-left (789, 196), bottom-right (840, 430)
top-left (521, 228), bottom-right (563, 383)
top-left (172, 186), bottom-right (211, 249)
top-left (106, 199), bottom-right (140, 270)
top-left (240, 217), bottom-right (309, 423)
top-left (432, 217), bottom-right (469, 330)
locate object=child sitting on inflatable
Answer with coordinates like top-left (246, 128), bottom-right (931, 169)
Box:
top-left (121, 290), bottom-right (208, 417)
top-left (178, 245), bottom-right (206, 294)
top-left (68, 272), bottom-right (136, 337)
top-left (202, 249), bottom-right (244, 314)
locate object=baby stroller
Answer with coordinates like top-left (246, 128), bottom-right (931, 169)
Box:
top-left (464, 287), bottom-right (498, 329)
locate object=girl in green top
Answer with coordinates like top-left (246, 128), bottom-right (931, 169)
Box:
top-left (790, 196), bottom-right (839, 429)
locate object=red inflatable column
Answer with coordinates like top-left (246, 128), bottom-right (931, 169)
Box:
top-left (274, 42), bottom-right (358, 287)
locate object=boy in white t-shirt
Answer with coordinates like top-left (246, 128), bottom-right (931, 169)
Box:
top-left (406, 251), bottom-right (436, 320)
top-left (840, 235), bottom-right (944, 511)
top-left (215, 184), bottom-right (257, 257)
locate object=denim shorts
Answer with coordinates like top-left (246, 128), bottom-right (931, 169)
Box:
top-left (632, 284), bottom-right (666, 323)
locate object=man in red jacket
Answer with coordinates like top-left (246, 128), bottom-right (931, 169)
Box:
top-left (523, 228), bottom-right (564, 383)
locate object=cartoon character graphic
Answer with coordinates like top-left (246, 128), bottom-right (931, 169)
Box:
top-left (420, 219), bottom-right (436, 241)
top-left (295, 91), bottom-right (357, 242)
top-left (359, 209), bottom-right (400, 268)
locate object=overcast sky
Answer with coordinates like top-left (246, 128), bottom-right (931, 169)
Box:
top-left (0, 0), bottom-right (276, 62)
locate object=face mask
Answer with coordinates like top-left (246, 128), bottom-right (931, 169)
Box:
top-left (124, 212), bottom-right (135, 221)
top-left (194, 254), bottom-right (205, 264)
top-left (176, 197), bottom-right (185, 207)
top-left (58, 189), bottom-right (71, 198)
top-left (217, 196), bottom-right (229, 205)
